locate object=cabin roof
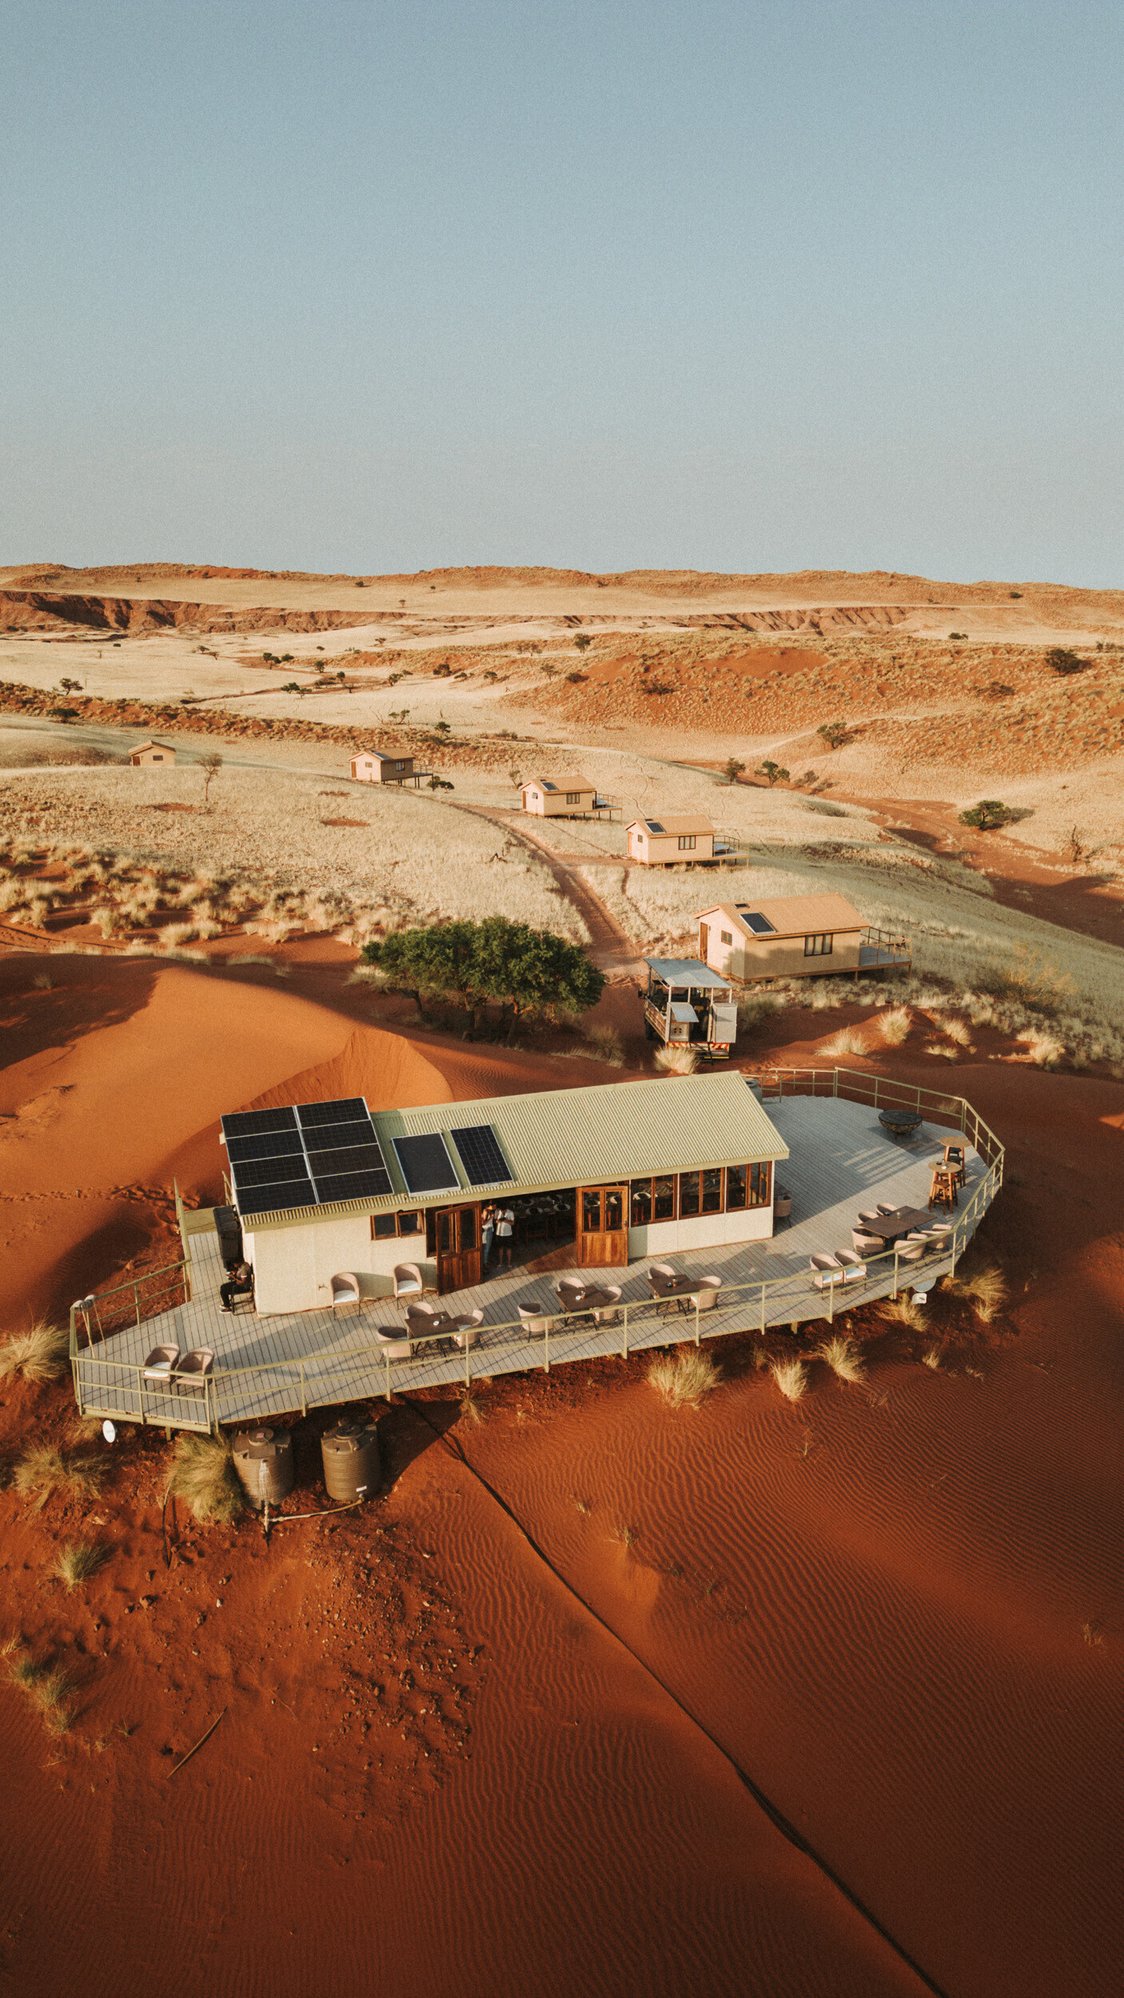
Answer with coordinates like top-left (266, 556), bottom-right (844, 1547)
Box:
top-left (629, 816), bottom-right (714, 837)
top-left (352, 746), bottom-right (409, 762)
top-left (700, 891), bottom-right (868, 939)
top-left (525, 774), bottom-right (593, 793)
top-left (237, 1072), bottom-right (787, 1228)
top-left (130, 739), bottom-right (176, 754)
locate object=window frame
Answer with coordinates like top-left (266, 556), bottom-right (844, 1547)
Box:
top-left (677, 834), bottom-right (697, 851)
top-left (803, 933), bottom-right (833, 957)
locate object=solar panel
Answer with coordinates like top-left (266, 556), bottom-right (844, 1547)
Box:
top-left (646, 819), bottom-right (665, 833)
top-left (236, 1177), bottom-right (318, 1216)
top-left (314, 1170), bottom-right (395, 1205)
top-left (307, 1143), bottom-right (386, 1178)
top-left (450, 1123), bottom-right (513, 1187)
top-left (303, 1119), bottom-right (378, 1154)
top-left (392, 1132), bottom-right (459, 1195)
top-left (221, 1107), bottom-right (298, 1139)
top-left (296, 1097), bottom-right (370, 1128)
top-left (229, 1157), bottom-right (310, 1189)
top-left (737, 909), bottom-right (776, 935)
top-left (225, 1130), bottom-right (306, 1164)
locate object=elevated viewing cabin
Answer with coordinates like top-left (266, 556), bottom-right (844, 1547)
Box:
top-left (697, 893), bottom-right (911, 982)
top-left (129, 739), bottom-right (176, 766)
top-left (225, 1072), bottom-right (786, 1312)
top-left (350, 748), bottom-right (426, 787)
top-left (642, 959), bottom-right (738, 1059)
top-left (519, 775), bottom-right (618, 820)
top-left (627, 818), bottom-right (745, 866)
top-left (70, 1068), bottom-right (1003, 1433)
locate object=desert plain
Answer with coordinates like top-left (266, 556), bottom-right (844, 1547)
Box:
top-left (1, 561), bottom-right (1123, 1998)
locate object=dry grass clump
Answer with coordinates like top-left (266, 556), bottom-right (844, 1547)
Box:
top-left (1017, 1027), bottom-right (1067, 1069)
top-left (944, 1261), bottom-right (1007, 1324)
top-left (921, 1345), bottom-right (944, 1370)
top-left (13, 1445), bottom-right (104, 1512)
top-left (53, 1542), bottom-right (108, 1591)
top-left (879, 1293), bottom-right (928, 1333)
top-left (165, 1434), bottom-right (245, 1524)
top-left (4, 1644), bottom-right (77, 1735)
top-left (583, 1023), bottom-right (624, 1066)
top-left (820, 1026), bottom-right (866, 1057)
top-left (925, 1041), bottom-right (958, 1059)
top-left (877, 1006), bottom-right (911, 1047)
top-left (942, 1016), bottom-right (973, 1048)
top-left (770, 1357), bottom-right (807, 1403)
top-left (0, 1321), bottom-right (68, 1384)
top-left (816, 1335), bottom-right (866, 1383)
top-left (647, 1348), bottom-right (719, 1407)
top-left (654, 1044), bottom-right (698, 1075)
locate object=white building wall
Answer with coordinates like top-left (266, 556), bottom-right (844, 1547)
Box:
top-left (245, 1213), bottom-right (429, 1314)
top-left (628, 1203), bottom-right (773, 1261)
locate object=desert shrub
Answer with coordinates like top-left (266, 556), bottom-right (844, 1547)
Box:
top-left (647, 1348), bottom-right (719, 1407)
top-left (0, 1321), bottom-right (68, 1384)
top-left (877, 1006), bottom-right (911, 1046)
top-left (756, 760), bottom-right (789, 786)
top-left (943, 1261), bottom-right (1007, 1324)
top-left (654, 1043), bottom-right (698, 1074)
top-left (959, 800), bottom-right (1019, 832)
top-left (821, 1026), bottom-right (866, 1056)
top-left (942, 1017), bottom-right (973, 1047)
top-left (816, 721), bottom-right (851, 749)
top-left (4, 1646), bottom-right (77, 1735)
top-left (817, 1335), bottom-right (865, 1383)
top-left (770, 1357), bottom-right (807, 1402)
top-left (879, 1294), bottom-right (927, 1332)
top-left (723, 757), bottom-right (746, 784)
top-left (165, 1434), bottom-right (245, 1524)
top-left (583, 1023), bottom-right (624, 1065)
top-left (13, 1445), bottom-right (103, 1512)
top-left (53, 1542), bottom-right (108, 1590)
top-left (921, 1345), bottom-right (943, 1370)
top-left (1045, 647), bottom-right (1086, 675)
top-left (1018, 1028), bottom-right (1066, 1069)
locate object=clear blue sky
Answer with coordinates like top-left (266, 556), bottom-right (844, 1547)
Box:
top-left (2, 1), bottom-right (1121, 583)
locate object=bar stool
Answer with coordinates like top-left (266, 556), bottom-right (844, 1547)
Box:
top-left (929, 1165), bottom-right (958, 1211)
top-left (940, 1139), bottom-right (967, 1188)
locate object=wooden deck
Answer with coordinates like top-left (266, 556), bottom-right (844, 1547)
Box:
top-left (73, 1095), bottom-right (999, 1431)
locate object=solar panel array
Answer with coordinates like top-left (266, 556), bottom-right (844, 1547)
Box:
top-left (450, 1123), bottom-right (513, 1188)
top-left (221, 1097), bottom-right (392, 1217)
top-left (736, 907), bottom-right (776, 935)
top-left (645, 819), bottom-right (666, 833)
top-left (392, 1132), bottom-right (459, 1195)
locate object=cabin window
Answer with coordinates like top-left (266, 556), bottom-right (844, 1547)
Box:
top-left (679, 1172), bottom-right (702, 1218)
top-left (677, 835), bottom-right (696, 851)
top-left (750, 1162), bottom-right (772, 1205)
top-left (630, 1179), bottom-right (652, 1226)
top-left (371, 1211), bottom-right (424, 1240)
top-left (631, 1175), bottom-right (678, 1225)
top-left (701, 1167), bottom-right (722, 1213)
top-left (804, 933), bottom-right (833, 956)
top-left (565, 791), bottom-right (582, 805)
top-left (720, 929), bottom-right (733, 945)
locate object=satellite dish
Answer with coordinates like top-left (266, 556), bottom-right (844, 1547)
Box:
top-left (101, 1419), bottom-right (117, 1444)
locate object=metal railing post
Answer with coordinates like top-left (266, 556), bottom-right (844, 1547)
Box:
top-left (544, 1316), bottom-right (551, 1374)
top-left (694, 1298), bottom-right (701, 1346)
top-left (621, 1302), bottom-right (629, 1361)
top-left (384, 1353), bottom-right (392, 1401)
top-left (760, 1284), bottom-right (766, 1334)
top-left (299, 1358), bottom-right (307, 1417)
top-left (892, 1245), bottom-right (900, 1298)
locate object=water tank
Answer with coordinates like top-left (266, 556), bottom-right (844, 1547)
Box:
top-left (320, 1415), bottom-right (380, 1503)
top-left (232, 1426), bottom-right (294, 1509)
top-left (213, 1204), bottom-right (244, 1270)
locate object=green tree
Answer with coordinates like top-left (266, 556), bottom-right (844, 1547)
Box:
top-left (959, 799), bottom-right (1016, 831)
top-left (816, 721), bottom-right (850, 750)
top-left (363, 917), bottom-right (604, 1034)
top-left (756, 759), bottom-right (789, 786)
top-left (1045, 647), bottom-right (1086, 675)
top-left (722, 757), bottom-right (746, 784)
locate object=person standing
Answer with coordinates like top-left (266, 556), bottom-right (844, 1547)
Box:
top-left (481, 1203), bottom-right (496, 1271)
top-left (494, 1203), bottom-right (515, 1268)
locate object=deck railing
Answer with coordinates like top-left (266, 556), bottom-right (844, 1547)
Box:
top-left (70, 1067), bottom-right (1004, 1431)
top-left (858, 926), bottom-right (912, 963)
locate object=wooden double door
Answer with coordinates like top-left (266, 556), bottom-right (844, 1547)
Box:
top-left (427, 1203), bottom-right (482, 1294)
top-left (576, 1184), bottom-right (628, 1267)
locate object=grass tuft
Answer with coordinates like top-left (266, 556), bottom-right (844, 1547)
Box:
top-left (921, 1345), bottom-right (943, 1370)
top-left (647, 1347), bottom-right (719, 1407)
top-left (944, 1261), bottom-right (1007, 1324)
top-left (53, 1542), bottom-right (108, 1590)
top-left (4, 1645), bottom-right (77, 1735)
top-left (820, 1026), bottom-right (866, 1057)
top-left (877, 1006), bottom-right (911, 1047)
top-left (13, 1445), bottom-right (104, 1512)
top-left (166, 1434), bottom-right (245, 1524)
top-left (816, 1335), bottom-right (866, 1383)
top-left (0, 1321), bottom-right (68, 1384)
top-left (879, 1293), bottom-right (928, 1333)
top-left (770, 1357), bottom-right (807, 1403)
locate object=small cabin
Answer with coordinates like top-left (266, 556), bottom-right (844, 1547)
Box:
top-left (519, 775), bottom-right (614, 819)
top-left (350, 748), bottom-right (422, 787)
top-left (628, 817), bottom-right (717, 865)
top-left (697, 893), bottom-right (911, 982)
top-left (129, 740), bottom-right (176, 767)
top-left (642, 959), bottom-right (737, 1058)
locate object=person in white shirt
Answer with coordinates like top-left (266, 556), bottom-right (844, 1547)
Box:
top-left (494, 1205), bottom-right (515, 1268)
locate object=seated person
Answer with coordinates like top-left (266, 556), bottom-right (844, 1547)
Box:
top-left (220, 1261), bottom-right (254, 1312)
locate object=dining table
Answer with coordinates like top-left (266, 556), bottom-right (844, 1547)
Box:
top-left (860, 1206), bottom-right (932, 1243)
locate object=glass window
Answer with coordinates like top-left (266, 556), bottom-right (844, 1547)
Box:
top-left (459, 1207), bottom-right (478, 1249)
top-left (720, 929), bottom-right (733, 944)
top-left (725, 1164), bottom-right (747, 1210)
top-left (679, 1171), bottom-right (701, 1217)
top-left (701, 1167), bottom-right (722, 1213)
top-left (630, 1179), bottom-right (653, 1226)
top-left (803, 933), bottom-right (833, 957)
top-left (371, 1213), bottom-right (397, 1240)
top-left (605, 1188), bottom-right (623, 1229)
top-left (677, 834), bottom-right (696, 851)
top-left (566, 791), bottom-right (582, 805)
top-left (582, 1189), bottom-right (601, 1231)
top-left (749, 1162), bottom-right (772, 1206)
top-left (397, 1211), bottom-right (421, 1235)
top-left (653, 1174), bottom-right (676, 1221)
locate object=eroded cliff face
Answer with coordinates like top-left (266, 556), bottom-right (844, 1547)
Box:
top-left (0, 590), bottom-right (374, 635)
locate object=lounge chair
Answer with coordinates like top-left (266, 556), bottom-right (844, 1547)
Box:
top-left (852, 1229), bottom-right (883, 1255)
top-left (450, 1308), bottom-right (484, 1351)
top-left (876, 1203), bottom-right (898, 1218)
top-left (686, 1275), bottom-right (722, 1312)
top-left (809, 1253), bottom-right (845, 1289)
top-left (142, 1344), bottom-right (181, 1383)
top-left (836, 1250), bottom-right (868, 1282)
top-left (330, 1271), bottom-right (361, 1311)
top-left (518, 1303), bottom-right (552, 1341)
top-left (373, 1326), bottom-right (413, 1360)
top-left (591, 1284), bottom-right (622, 1325)
top-left (897, 1234), bottom-right (929, 1264)
top-left (857, 1209), bottom-right (882, 1227)
top-left (393, 1263), bottom-right (424, 1301)
top-left (174, 1347), bottom-right (214, 1394)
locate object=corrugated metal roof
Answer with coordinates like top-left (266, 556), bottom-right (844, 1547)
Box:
top-left (246, 1072), bottom-right (787, 1227)
top-left (646, 958), bottom-right (732, 989)
top-left (699, 891), bottom-right (868, 939)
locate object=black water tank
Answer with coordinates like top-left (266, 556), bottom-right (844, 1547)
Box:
top-left (320, 1415), bottom-right (380, 1503)
top-left (213, 1204), bottom-right (243, 1270)
top-left (233, 1426), bottom-right (294, 1509)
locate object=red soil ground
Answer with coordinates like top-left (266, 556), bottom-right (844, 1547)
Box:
top-left (1, 957), bottom-right (1122, 1997)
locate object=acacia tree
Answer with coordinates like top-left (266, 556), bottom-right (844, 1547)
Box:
top-left (756, 759), bottom-right (789, 787)
top-left (364, 917), bottom-right (604, 1034)
top-left (723, 757), bottom-right (746, 784)
top-left (200, 751), bottom-right (223, 806)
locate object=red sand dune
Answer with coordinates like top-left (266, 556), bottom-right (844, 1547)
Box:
top-left (1, 960), bottom-right (1123, 1997)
